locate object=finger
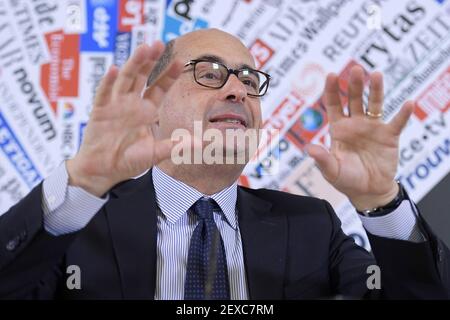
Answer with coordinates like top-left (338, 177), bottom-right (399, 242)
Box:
top-left (305, 144), bottom-right (339, 183)
top-left (388, 100), bottom-right (415, 136)
top-left (94, 65), bottom-right (119, 107)
top-left (367, 72), bottom-right (384, 117)
top-left (124, 135), bottom-right (173, 169)
top-left (153, 138), bottom-right (177, 164)
top-left (143, 59), bottom-right (184, 106)
top-left (134, 99), bottom-right (158, 126)
top-left (348, 65), bottom-right (365, 117)
top-left (323, 73), bottom-right (344, 122)
top-left (154, 132), bottom-right (202, 165)
top-left (131, 41), bottom-right (166, 93)
top-left (113, 42), bottom-right (164, 94)
top-left (131, 60), bottom-right (157, 95)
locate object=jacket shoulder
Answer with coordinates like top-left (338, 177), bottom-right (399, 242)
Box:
top-left (239, 186), bottom-right (332, 215)
top-left (109, 170), bottom-right (153, 198)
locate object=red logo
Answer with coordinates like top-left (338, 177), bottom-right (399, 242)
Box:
top-left (118, 0), bottom-right (144, 33)
top-left (415, 67), bottom-right (450, 120)
top-left (285, 60), bottom-right (368, 151)
top-left (250, 39), bottom-right (275, 69)
top-left (40, 31), bottom-right (80, 113)
top-left (254, 91), bottom-right (305, 159)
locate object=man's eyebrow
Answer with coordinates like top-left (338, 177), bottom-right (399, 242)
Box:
top-left (194, 54), bottom-right (255, 70)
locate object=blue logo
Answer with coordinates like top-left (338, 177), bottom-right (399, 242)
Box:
top-left (300, 108), bottom-right (323, 131)
top-left (114, 32), bottom-right (131, 67)
top-left (162, 14), bottom-right (208, 43)
top-left (62, 102), bottom-right (75, 119)
top-left (81, 0), bottom-right (117, 52)
top-left (250, 139), bottom-right (292, 179)
top-left (79, 122), bottom-right (87, 150)
top-left (399, 137), bottom-right (450, 190)
top-left (0, 113), bottom-right (42, 188)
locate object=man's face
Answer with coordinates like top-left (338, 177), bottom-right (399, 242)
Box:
top-left (155, 29), bottom-right (263, 163)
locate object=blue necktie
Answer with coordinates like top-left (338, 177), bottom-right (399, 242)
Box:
top-left (184, 198), bottom-right (230, 300)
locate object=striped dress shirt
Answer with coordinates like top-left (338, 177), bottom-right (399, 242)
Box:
top-left (152, 166), bottom-right (248, 299)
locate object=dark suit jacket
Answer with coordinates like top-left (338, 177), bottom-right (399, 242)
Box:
top-left (0, 170), bottom-right (449, 299)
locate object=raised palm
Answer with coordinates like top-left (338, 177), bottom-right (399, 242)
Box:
top-left (68, 42), bottom-right (184, 196)
top-left (306, 66), bottom-right (414, 210)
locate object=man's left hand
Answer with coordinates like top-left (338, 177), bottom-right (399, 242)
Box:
top-left (305, 65), bottom-right (414, 211)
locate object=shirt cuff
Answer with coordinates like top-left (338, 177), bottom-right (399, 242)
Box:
top-left (42, 161), bottom-right (109, 236)
top-left (358, 200), bottom-right (425, 243)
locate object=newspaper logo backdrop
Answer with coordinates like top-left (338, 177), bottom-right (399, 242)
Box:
top-left (1, 0), bottom-right (449, 251)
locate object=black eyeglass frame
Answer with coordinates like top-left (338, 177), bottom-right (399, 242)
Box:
top-left (184, 59), bottom-right (271, 97)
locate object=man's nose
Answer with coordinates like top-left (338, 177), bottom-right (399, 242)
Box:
top-left (219, 75), bottom-right (247, 103)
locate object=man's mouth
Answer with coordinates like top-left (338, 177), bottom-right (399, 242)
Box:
top-left (208, 113), bottom-right (248, 129)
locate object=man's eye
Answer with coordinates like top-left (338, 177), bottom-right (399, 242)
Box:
top-left (200, 72), bottom-right (220, 80)
top-left (241, 79), bottom-right (258, 89)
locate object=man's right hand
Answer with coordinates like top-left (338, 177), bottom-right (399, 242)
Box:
top-left (66, 42), bottom-right (184, 197)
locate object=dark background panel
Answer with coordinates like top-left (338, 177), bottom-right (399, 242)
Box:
top-left (419, 172), bottom-right (450, 248)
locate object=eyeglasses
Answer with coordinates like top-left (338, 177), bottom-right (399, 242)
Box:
top-left (184, 59), bottom-right (271, 97)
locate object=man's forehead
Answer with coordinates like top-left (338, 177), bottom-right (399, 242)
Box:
top-left (190, 53), bottom-right (255, 70)
top-left (174, 29), bottom-right (256, 68)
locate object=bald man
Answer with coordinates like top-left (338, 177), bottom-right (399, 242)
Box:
top-left (0, 29), bottom-right (448, 300)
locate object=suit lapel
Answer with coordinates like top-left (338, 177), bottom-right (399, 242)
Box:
top-left (103, 173), bottom-right (288, 299)
top-left (104, 170), bottom-right (158, 299)
top-left (237, 187), bottom-right (287, 299)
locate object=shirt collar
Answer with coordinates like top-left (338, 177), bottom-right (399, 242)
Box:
top-left (152, 166), bottom-right (238, 229)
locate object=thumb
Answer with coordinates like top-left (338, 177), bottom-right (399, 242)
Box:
top-left (153, 138), bottom-right (175, 164)
top-left (305, 144), bottom-right (340, 183)
top-left (157, 132), bottom-right (203, 165)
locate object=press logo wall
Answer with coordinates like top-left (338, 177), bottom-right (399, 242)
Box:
top-left (396, 67), bottom-right (450, 200)
top-left (398, 121), bottom-right (450, 201)
top-left (233, 0), bottom-right (282, 44)
top-left (79, 122), bottom-right (87, 149)
top-left (131, 0), bottom-right (166, 48)
top-left (114, 32), bottom-right (132, 67)
top-left (0, 0), bottom-right (25, 70)
top-left (81, 0), bottom-right (118, 52)
top-left (0, 176), bottom-right (25, 207)
top-left (163, 0), bottom-right (208, 43)
top-left (383, 43), bottom-right (450, 121)
top-left (78, 52), bottom-right (113, 117)
top-left (118, 0), bottom-right (144, 32)
top-left (41, 31), bottom-right (80, 113)
top-left (415, 67), bottom-right (450, 119)
top-left (0, 81), bottom-right (58, 175)
top-left (241, 0), bottom-right (450, 248)
top-left (7, 0), bottom-right (51, 66)
top-left (0, 152), bottom-right (29, 210)
top-left (250, 39), bottom-right (275, 70)
top-left (0, 113), bottom-right (42, 188)
top-left (258, 90), bottom-right (305, 157)
top-left (58, 100), bottom-right (78, 160)
top-left (10, 67), bottom-right (57, 142)
top-left (241, 137), bottom-right (308, 190)
top-left (321, 0), bottom-right (390, 64)
top-left (115, 0), bottom-right (142, 65)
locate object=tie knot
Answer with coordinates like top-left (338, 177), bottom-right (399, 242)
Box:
top-left (193, 198), bottom-right (216, 221)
